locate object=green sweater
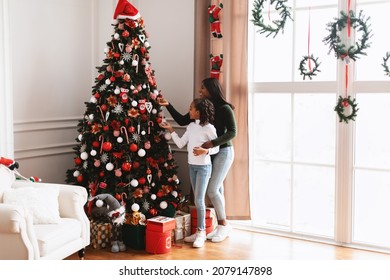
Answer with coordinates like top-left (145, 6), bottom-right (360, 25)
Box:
top-left (166, 103), bottom-right (237, 149)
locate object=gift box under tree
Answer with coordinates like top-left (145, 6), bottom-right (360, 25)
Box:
top-left (90, 219), bottom-right (113, 249)
top-left (190, 206), bottom-right (217, 235)
top-left (173, 211), bottom-right (191, 241)
top-left (146, 216), bottom-right (176, 254)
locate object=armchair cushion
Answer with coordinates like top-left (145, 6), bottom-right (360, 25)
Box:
top-left (3, 186), bottom-right (61, 224)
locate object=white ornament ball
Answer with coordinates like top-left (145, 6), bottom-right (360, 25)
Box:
top-left (130, 179), bottom-right (139, 187)
top-left (171, 191), bottom-right (178, 198)
top-left (130, 85), bottom-right (135, 90)
top-left (144, 41), bottom-right (150, 48)
top-left (90, 96), bottom-right (97, 103)
top-left (78, 134), bottom-right (83, 141)
top-left (160, 201), bottom-right (168, 209)
top-left (152, 109), bottom-right (157, 114)
top-left (90, 150), bottom-right (97, 156)
top-left (151, 194), bottom-right (157, 200)
top-left (119, 60), bottom-right (124, 65)
top-left (138, 149), bottom-right (146, 157)
top-left (164, 132), bottom-right (172, 140)
top-left (142, 84), bottom-right (147, 89)
top-left (141, 130), bottom-right (146, 136)
top-left (131, 100), bottom-right (138, 107)
top-left (80, 152), bottom-right (88, 160)
top-left (105, 79), bottom-right (111, 85)
top-left (96, 199), bottom-right (104, 208)
top-left (73, 170), bottom-right (80, 177)
top-left (117, 137), bottom-right (123, 143)
top-left (114, 33), bottom-right (120, 40)
top-left (114, 88), bottom-right (120, 94)
top-left (132, 60), bottom-right (138, 66)
top-left (106, 162), bottom-right (114, 171)
top-left (88, 114), bottom-right (94, 120)
top-left (131, 203), bottom-right (140, 212)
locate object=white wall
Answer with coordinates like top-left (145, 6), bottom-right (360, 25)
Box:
top-left (4, 0), bottom-right (194, 194)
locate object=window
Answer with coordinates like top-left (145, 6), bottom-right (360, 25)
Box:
top-left (248, 0), bottom-right (390, 251)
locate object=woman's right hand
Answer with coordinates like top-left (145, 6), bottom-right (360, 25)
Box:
top-left (157, 97), bottom-right (169, 106)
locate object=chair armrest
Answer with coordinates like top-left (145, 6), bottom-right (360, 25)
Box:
top-left (0, 204), bottom-right (26, 233)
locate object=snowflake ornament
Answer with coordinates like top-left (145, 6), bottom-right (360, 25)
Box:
top-left (122, 52), bottom-right (132, 62)
top-left (99, 84), bottom-right (108, 92)
top-left (113, 104), bottom-right (124, 114)
top-left (101, 153), bottom-right (109, 163)
top-left (142, 200), bottom-right (150, 211)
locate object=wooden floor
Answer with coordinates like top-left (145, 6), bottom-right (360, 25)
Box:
top-left (66, 227), bottom-right (390, 260)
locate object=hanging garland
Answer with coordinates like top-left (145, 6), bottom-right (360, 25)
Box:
top-left (251, 0), bottom-right (292, 38)
top-left (382, 52), bottom-right (390, 77)
top-left (323, 10), bottom-right (372, 61)
top-left (334, 95), bottom-right (359, 123)
top-left (299, 55), bottom-right (321, 80)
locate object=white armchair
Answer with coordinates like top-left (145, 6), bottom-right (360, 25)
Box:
top-left (0, 165), bottom-right (90, 260)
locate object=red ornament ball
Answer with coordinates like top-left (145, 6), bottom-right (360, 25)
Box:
top-left (101, 104), bottom-right (108, 111)
top-left (76, 174), bottom-right (83, 183)
top-left (74, 157), bottom-right (82, 165)
top-left (129, 143), bottom-right (138, 152)
top-left (121, 162), bottom-right (132, 172)
top-left (132, 161), bottom-right (140, 169)
top-left (138, 177), bottom-right (146, 185)
top-left (92, 141), bottom-right (100, 148)
top-left (343, 99), bottom-right (349, 107)
top-left (102, 142), bottom-right (113, 152)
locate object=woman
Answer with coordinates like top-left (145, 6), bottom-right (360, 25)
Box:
top-left (158, 77), bottom-right (236, 242)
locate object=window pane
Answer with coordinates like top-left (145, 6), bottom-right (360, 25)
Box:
top-left (294, 8), bottom-right (338, 81)
top-left (355, 93), bottom-right (390, 169)
top-left (293, 165), bottom-right (335, 238)
top-left (353, 169), bottom-right (390, 247)
top-left (355, 4), bottom-right (390, 81)
top-left (251, 18), bottom-right (293, 82)
top-left (251, 161), bottom-right (291, 230)
top-left (293, 94), bottom-right (336, 164)
top-left (253, 94), bottom-right (291, 161)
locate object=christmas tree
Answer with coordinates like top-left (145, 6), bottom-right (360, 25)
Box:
top-left (66, 1), bottom-right (181, 222)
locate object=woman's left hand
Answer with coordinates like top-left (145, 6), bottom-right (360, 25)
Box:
top-left (201, 141), bottom-right (213, 149)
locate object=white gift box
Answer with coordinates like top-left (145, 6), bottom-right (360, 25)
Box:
top-left (174, 211), bottom-right (191, 240)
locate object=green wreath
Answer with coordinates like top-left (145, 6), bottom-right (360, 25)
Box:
top-left (323, 10), bottom-right (372, 61)
top-left (382, 52), bottom-right (390, 77)
top-left (298, 55), bottom-right (321, 80)
top-left (251, 0), bottom-right (292, 38)
top-left (334, 95), bottom-right (359, 123)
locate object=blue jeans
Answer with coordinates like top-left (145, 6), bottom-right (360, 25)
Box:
top-left (206, 146), bottom-right (234, 221)
top-left (189, 164), bottom-right (212, 230)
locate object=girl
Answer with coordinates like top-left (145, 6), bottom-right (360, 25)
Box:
top-left (159, 98), bottom-right (219, 248)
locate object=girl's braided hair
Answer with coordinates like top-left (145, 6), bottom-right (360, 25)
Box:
top-left (192, 98), bottom-right (215, 126)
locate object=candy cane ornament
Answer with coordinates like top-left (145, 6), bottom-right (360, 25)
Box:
top-left (120, 126), bottom-right (130, 144)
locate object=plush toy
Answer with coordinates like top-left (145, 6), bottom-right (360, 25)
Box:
top-left (90, 193), bottom-right (127, 253)
top-left (0, 156), bottom-right (19, 170)
top-left (208, 3), bottom-right (223, 38)
top-left (210, 54), bottom-right (223, 79)
top-left (0, 156), bottom-right (42, 182)
top-left (113, 0), bottom-right (141, 20)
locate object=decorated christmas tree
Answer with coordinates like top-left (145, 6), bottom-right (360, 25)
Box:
top-left (66, 1), bottom-right (181, 222)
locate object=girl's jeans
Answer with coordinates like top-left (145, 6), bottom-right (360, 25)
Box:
top-left (189, 164), bottom-right (212, 230)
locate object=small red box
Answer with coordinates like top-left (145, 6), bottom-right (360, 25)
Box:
top-left (191, 217), bottom-right (213, 228)
top-left (146, 216), bottom-right (176, 233)
top-left (146, 229), bottom-right (172, 254)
